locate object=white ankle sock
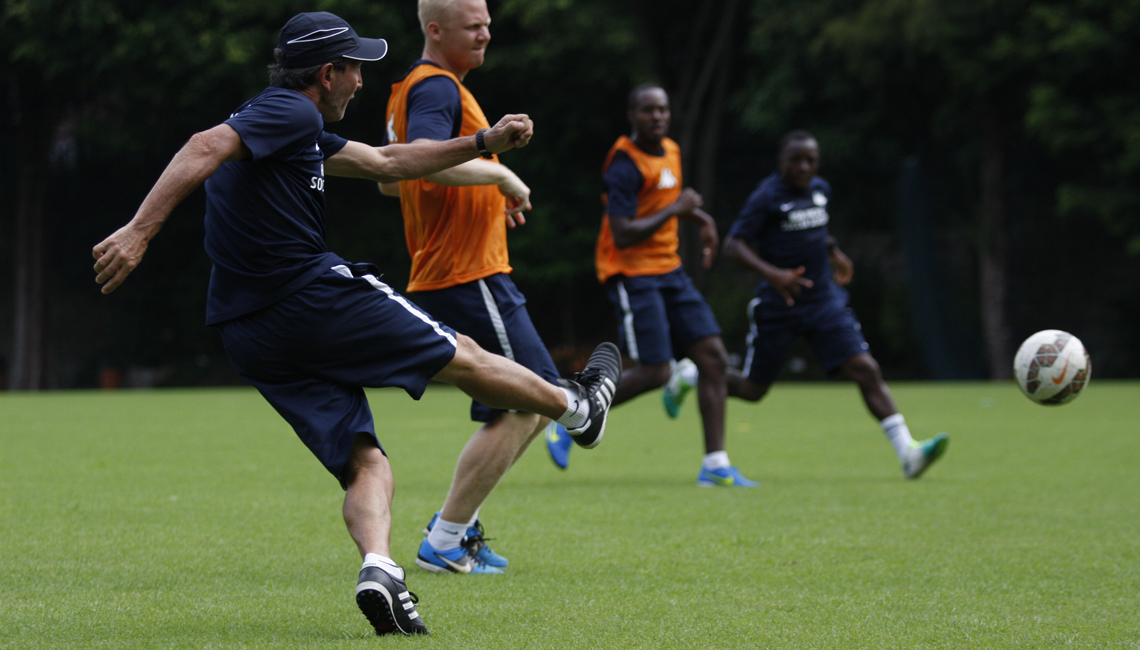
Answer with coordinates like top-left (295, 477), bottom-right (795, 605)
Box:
top-left (881, 413), bottom-right (914, 460)
top-left (557, 385), bottom-right (588, 429)
top-left (426, 517), bottom-right (466, 551)
top-left (467, 508), bottom-right (480, 527)
top-left (362, 553), bottom-right (404, 579)
top-left (703, 450), bottom-right (731, 470)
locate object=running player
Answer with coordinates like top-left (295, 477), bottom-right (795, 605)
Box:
top-left (547, 84), bottom-right (758, 487)
top-left (712, 129), bottom-right (948, 478)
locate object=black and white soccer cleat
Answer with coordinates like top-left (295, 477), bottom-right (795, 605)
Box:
top-left (355, 562), bottom-right (429, 636)
top-left (565, 342), bottom-right (622, 449)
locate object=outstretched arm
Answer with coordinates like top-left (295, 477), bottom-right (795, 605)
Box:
top-left (381, 145), bottom-right (533, 226)
top-left (329, 113), bottom-right (533, 183)
top-left (723, 235), bottom-right (814, 306)
top-left (93, 124), bottom-right (248, 294)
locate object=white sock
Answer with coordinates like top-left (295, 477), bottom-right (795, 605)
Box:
top-left (362, 553), bottom-right (404, 580)
top-left (881, 413), bottom-right (914, 460)
top-left (467, 508), bottom-right (480, 527)
top-left (703, 450), bottom-right (731, 470)
top-left (557, 385), bottom-right (588, 429)
top-left (679, 361), bottom-right (699, 387)
top-left (426, 517), bottom-right (466, 551)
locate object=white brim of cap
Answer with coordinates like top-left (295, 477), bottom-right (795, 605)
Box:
top-left (345, 37), bottom-right (387, 62)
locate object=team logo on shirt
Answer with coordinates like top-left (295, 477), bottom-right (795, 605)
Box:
top-left (309, 142), bottom-right (325, 192)
top-left (658, 167), bottom-right (678, 190)
top-left (781, 205), bottom-right (828, 231)
top-left (813, 191), bottom-right (828, 206)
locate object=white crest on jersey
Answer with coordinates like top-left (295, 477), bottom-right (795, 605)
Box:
top-left (813, 191), bottom-right (828, 206)
top-left (387, 114), bottom-right (398, 144)
top-left (658, 167), bottom-right (678, 190)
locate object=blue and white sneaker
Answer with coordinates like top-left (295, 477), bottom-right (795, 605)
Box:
top-left (415, 538), bottom-right (503, 574)
top-left (422, 513), bottom-right (508, 568)
top-left (902, 433), bottom-right (949, 478)
top-left (663, 358), bottom-right (696, 418)
top-left (697, 465), bottom-right (760, 487)
top-left (545, 421), bottom-right (573, 470)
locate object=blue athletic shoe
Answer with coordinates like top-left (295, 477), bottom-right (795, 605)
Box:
top-left (545, 421), bottom-right (573, 470)
top-left (415, 538), bottom-right (503, 574)
top-left (697, 465), bottom-right (760, 487)
top-left (422, 513), bottom-right (508, 568)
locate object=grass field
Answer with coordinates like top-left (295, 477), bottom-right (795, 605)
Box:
top-left (1, 381), bottom-right (1138, 649)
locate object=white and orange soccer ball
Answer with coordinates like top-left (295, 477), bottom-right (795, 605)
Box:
top-left (1013, 330), bottom-right (1091, 405)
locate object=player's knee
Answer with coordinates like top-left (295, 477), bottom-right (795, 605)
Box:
top-left (642, 362), bottom-right (672, 388)
top-left (690, 336), bottom-right (728, 374)
top-left (738, 381), bottom-right (769, 402)
top-left (844, 353), bottom-right (881, 386)
top-left (342, 433), bottom-right (390, 488)
top-left (437, 334), bottom-right (486, 382)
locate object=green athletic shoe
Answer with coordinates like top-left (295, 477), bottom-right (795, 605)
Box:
top-left (663, 358), bottom-right (696, 418)
top-left (902, 433), bottom-right (949, 478)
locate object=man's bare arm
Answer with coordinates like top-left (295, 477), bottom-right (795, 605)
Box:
top-left (93, 124), bottom-right (248, 294)
top-left (329, 113), bottom-right (533, 182)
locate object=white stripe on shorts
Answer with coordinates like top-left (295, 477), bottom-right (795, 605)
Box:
top-left (331, 264), bottom-right (457, 348)
top-left (742, 297), bottom-right (761, 377)
top-left (615, 279), bottom-right (640, 362)
top-left (478, 278), bottom-right (515, 361)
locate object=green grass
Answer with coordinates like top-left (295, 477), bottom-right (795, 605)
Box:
top-left (2, 381), bottom-right (1139, 649)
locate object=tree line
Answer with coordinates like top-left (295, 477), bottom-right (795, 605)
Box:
top-left (3, 0), bottom-right (1139, 389)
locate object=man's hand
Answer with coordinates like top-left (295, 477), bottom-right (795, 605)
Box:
top-left (483, 114), bottom-right (534, 153)
top-left (770, 266), bottom-right (814, 306)
top-left (830, 245), bottom-right (854, 286)
top-left (671, 188), bottom-right (702, 216)
top-left (93, 223), bottom-right (151, 294)
top-left (498, 174), bottom-right (532, 228)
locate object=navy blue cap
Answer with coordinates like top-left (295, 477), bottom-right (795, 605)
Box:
top-left (278, 12), bottom-right (388, 69)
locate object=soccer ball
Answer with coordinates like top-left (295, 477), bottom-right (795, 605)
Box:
top-left (1013, 330), bottom-right (1091, 405)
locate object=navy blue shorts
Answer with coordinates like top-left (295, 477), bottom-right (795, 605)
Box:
top-left (220, 262), bottom-right (458, 486)
top-left (604, 267), bottom-right (722, 365)
top-left (742, 287), bottom-right (869, 384)
top-left (411, 273), bottom-right (559, 422)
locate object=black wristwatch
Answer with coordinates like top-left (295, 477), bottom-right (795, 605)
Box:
top-left (475, 129), bottom-right (494, 159)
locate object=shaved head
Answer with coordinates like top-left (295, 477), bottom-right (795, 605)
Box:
top-left (418, 0), bottom-right (460, 33)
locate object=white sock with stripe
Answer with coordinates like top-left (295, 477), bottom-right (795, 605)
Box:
top-left (362, 553), bottom-right (404, 579)
top-left (426, 517), bottom-right (466, 551)
top-left (557, 386), bottom-right (589, 429)
top-left (881, 413), bottom-right (914, 460)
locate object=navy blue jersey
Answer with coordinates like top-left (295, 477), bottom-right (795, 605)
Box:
top-left (381, 61), bottom-right (461, 145)
top-left (728, 172), bottom-right (836, 303)
top-left (203, 87), bottom-right (348, 325)
top-left (603, 150), bottom-right (645, 218)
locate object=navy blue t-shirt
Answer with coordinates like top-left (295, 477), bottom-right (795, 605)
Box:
top-left (604, 150), bottom-right (647, 218)
top-left (203, 87), bottom-right (348, 325)
top-left (727, 172), bottom-right (837, 304)
top-left (381, 61), bottom-right (461, 145)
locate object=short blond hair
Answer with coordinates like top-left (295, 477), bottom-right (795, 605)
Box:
top-left (418, 0), bottom-right (459, 34)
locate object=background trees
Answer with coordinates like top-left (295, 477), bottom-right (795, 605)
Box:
top-left (3, 0), bottom-right (1139, 389)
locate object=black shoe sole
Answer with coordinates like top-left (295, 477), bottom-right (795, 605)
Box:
top-left (356, 584), bottom-right (429, 636)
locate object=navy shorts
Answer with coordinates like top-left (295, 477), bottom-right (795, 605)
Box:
top-left (604, 267), bottom-right (722, 365)
top-left (742, 286), bottom-right (870, 384)
top-left (220, 262), bottom-right (458, 486)
top-left (411, 273), bottom-right (559, 422)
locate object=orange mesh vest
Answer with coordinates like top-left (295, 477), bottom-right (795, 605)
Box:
top-left (387, 63), bottom-right (510, 292)
top-left (595, 136), bottom-right (683, 283)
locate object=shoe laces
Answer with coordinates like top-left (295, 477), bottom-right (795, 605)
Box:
top-left (461, 520), bottom-right (494, 555)
top-left (573, 367), bottom-right (603, 391)
top-left (406, 591), bottom-right (419, 604)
